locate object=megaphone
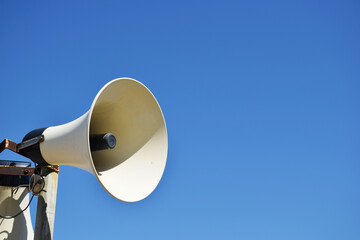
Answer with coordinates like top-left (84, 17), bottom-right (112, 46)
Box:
top-left (19, 78), bottom-right (168, 202)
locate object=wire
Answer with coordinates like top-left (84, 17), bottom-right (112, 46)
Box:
top-left (11, 184), bottom-right (30, 196)
top-left (0, 194), bottom-right (35, 219)
top-left (0, 172), bottom-right (46, 219)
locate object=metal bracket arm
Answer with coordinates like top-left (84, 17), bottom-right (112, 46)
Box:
top-left (0, 165), bottom-right (35, 176)
top-left (0, 136), bottom-right (44, 155)
top-left (0, 165), bottom-right (59, 177)
top-left (0, 139), bottom-right (18, 154)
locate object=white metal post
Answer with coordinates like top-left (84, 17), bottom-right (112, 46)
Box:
top-left (34, 166), bottom-right (59, 240)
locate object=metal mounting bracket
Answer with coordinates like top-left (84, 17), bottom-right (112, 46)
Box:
top-left (0, 136), bottom-right (59, 177)
top-left (0, 136), bottom-right (44, 156)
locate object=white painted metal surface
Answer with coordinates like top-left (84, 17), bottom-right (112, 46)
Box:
top-left (0, 186), bottom-right (34, 240)
top-left (40, 78), bottom-right (168, 202)
top-left (34, 167), bottom-right (59, 240)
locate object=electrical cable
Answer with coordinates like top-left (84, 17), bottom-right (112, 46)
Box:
top-left (0, 171), bottom-right (45, 219)
top-left (0, 194), bottom-right (35, 219)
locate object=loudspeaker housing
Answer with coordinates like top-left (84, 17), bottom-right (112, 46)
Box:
top-left (22, 78), bottom-right (168, 202)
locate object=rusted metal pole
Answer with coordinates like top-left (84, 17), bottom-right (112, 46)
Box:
top-left (34, 166), bottom-right (59, 240)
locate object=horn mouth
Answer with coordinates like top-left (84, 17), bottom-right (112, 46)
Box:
top-left (88, 78), bottom-right (168, 202)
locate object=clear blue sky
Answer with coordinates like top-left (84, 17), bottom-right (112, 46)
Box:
top-left (1, 1), bottom-right (359, 239)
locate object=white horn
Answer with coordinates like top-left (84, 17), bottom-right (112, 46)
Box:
top-left (20, 78), bottom-right (168, 202)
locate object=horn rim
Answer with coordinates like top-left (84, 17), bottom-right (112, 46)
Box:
top-left (87, 78), bottom-right (168, 202)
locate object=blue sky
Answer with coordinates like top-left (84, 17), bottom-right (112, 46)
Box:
top-left (1, 1), bottom-right (359, 239)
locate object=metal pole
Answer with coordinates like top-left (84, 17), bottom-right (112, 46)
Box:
top-left (34, 166), bottom-right (59, 240)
